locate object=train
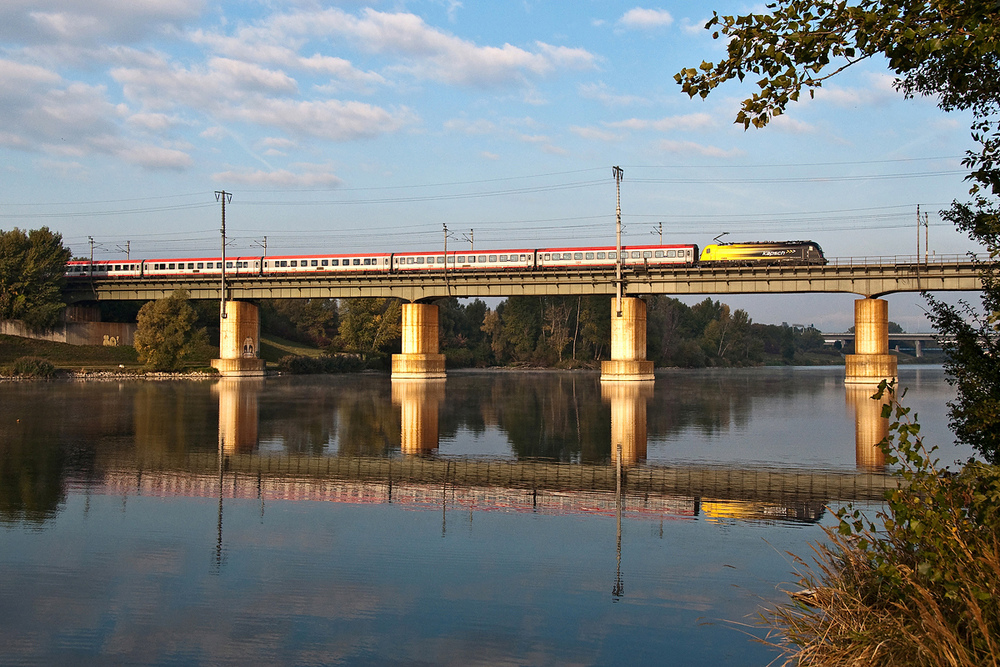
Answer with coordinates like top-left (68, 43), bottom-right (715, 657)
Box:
top-left (64, 240), bottom-right (826, 279)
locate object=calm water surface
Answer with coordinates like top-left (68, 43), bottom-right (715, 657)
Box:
top-left (0, 366), bottom-right (969, 666)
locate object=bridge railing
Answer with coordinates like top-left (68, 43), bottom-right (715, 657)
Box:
top-left (825, 253), bottom-right (975, 267)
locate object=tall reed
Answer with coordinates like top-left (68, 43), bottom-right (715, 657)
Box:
top-left (761, 381), bottom-right (1000, 666)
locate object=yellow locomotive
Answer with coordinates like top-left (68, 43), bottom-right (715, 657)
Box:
top-left (699, 240), bottom-right (826, 266)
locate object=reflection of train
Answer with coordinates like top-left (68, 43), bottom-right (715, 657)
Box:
top-left (64, 240), bottom-right (826, 279)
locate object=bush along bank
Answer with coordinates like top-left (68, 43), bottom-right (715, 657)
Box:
top-left (761, 381), bottom-right (1000, 666)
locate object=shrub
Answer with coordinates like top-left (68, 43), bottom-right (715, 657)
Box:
top-left (11, 356), bottom-right (56, 378)
top-left (277, 354), bottom-right (365, 374)
top-left (761, 381), bottom-right (1000, 666)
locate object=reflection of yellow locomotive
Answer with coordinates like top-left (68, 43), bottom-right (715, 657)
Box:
top-left (699, 241), bottom-right (827, 266)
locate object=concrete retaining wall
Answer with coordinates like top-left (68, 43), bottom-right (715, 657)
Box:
top-left (1, 320), bottom-right (136, 346)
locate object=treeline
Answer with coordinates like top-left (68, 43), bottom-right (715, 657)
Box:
top-left (261, 295), bottom-right (840, 369)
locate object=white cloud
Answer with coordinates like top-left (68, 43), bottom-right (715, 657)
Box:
top-left (187, 29), bottom-right (386, 89)
top-left (259, 137), bottom-right (298, 149)
top-left (769, 115), bottom-right (815, 134)
top-left (117, 144), bottom-right (192, 169)
top-left (126, 112), bottom-right (182, 132)
top-left (1, 0), bottom-right (204, 47)
top-left (813, 73), bottom-right (901, 108)
top-left (657, 139), bottom-right (743, 158)
top-left (619, 8), bottom-right (674, 29)
top-left (480, 151), bottom-right (500, 160)
top-left (270, 8), bottom-right (597, 86)
top-left (224, 98), bottom-right (416, 141)
top-left (578, 82), bottom-right (647, 107)
top-left (608, 113), bottom-right (715, 132)
top-left (570, 125), bottom-right (623, 142)
top-left (213, 167), bottom-right (343, 187)
top-left (444, 118), bottom-right (498, 134)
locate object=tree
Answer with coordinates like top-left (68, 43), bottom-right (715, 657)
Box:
top-left (0, 227), bottom-right (72, 330)
top-left (678, 0), bottom-right (1000, 460)
top-left (133, 290), bottom-right (208, 371)
top-left (337, 298), bottom-right (401, 357)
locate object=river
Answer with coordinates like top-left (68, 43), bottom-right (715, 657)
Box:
top-left (0, 366), bottom-right (971, 665)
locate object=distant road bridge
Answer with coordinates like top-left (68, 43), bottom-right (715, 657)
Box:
top-left (64, 255), bottom-right (982, 303)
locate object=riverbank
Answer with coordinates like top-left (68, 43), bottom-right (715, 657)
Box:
top-left (2, 332), bottom-right (941, 378)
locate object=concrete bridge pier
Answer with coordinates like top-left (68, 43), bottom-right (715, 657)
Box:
top-left (845, 298), bottom-right (897, 384)
top-left (392, 302), bottom-right (446, 380)
top-left (211, 301), bottom-right (266, 377)
top-left (392, 379), bottom-right (446, 455)
top-left (601, 297), bottom-right (655, 382)
top-left (602, 381), bottom-right (653, 466)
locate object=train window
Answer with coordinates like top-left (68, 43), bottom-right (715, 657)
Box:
top-left (499, 255), bottom-right (508, 262)
top-left (416, 257), bottom-right (424, 264)
top-left (478, 255), bottom-right (487, 262)
top-left (608, 252), bottom-right (616, 259)
top-left (447, 256), bottom-right (455, 263)
top-left (488, 255), bottom-right (497, 262)
top-left (519, 254), bottom-right (527, 261)
top-left (227, 261), bottom-right (234, 268)
top-left (320, 259), bottom-right (328, 267)
top-left (113, 265), bottom-right (119, 271)
top-left (310, 260), bottom-right (317, 267)
top-left (543, 254), bottom-right (550, 260)
top-left (468, 256), bottom-right (476, 263)
top-left (654, 251), bottom-right (664, 258)
top-left (289, 260), bottom-right (297, 267)
top-left (195, 263), bottom-right (203, 269)
top-left (574, 253), bottom-right (583, 260)
top-left (667, 250), bottom-right (676, 258)
top-left (168, 263), bottom-right (176, 269)
top-left (643, 251), bottom-right (652, 259)
top-left (586, 252), bottom-right (594, 260)
top-left (406, 257), bottom-right (414, 264)
top-left (628, 252), bottom-right (638, 259)
top-left (352, 258), bottom-right (359, 265)
top-left (364, 258), bottom-right (372, 266)
top-left (187, 263), bottom-right (194, 269)
top-left (458, 256), bottom-right (466, 262)
top-left (332, 259), bottom-right (340, 266)
top-left (436, 256), bottom-right (445, 263)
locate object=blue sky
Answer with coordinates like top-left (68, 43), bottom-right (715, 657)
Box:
top-left (0, 1), bottom-right (983, 330)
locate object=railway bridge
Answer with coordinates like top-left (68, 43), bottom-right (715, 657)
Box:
top-left (62, 254), bottom-right (982, 382)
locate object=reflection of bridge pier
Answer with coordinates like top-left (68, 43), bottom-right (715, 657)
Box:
top-left (392, 379), bottom-right (447, 455)
top-left (846, 383), bottom-right (889, 469)
top-left (214, 378), bottom-right (263, 454)
top-left (601, 380), bottom-right (653, 466)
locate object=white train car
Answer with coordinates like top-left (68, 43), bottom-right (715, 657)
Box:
top-left (143, 256), bottom-right (261, 277)
top-left (263, 253), bottom-right (391, 274)
top-left (392, 248), bottom-right (536, 272)
top-left (65, 260), bottom-right (143, 278)
top-left (535, 244), bottom-right (697, 269)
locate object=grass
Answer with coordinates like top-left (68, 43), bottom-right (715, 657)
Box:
top-left (761, 383), bottom-right (1000, 666)
top-left (259, 334), bottom-right (324, 363)
top-left (0, 334), bottom-right (140, 371)
top-left (0, 333), bottom-right (327, 373)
